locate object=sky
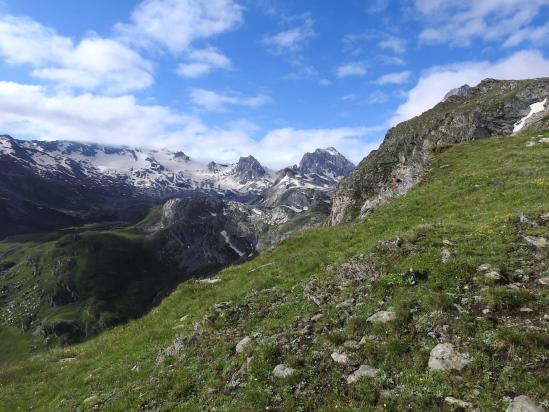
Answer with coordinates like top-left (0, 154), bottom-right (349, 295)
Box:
top-left (0, 0), bottom-right (548, 168)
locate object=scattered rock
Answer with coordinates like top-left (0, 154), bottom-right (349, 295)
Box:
top-left (519, 213), bottom-right (530, 224)
top-left (58, 357), bottom-right (77, 363)
top-left (477, 263), bottom-right (492, 272)
top-left (441, 248), bottom-right (452, 263)
top-left (484, 271), bottom-right (502, 281)
top-left (336, 298), bottom-right (355, 308)
top-left (331, 351), bottom-right (350, 365)
top-left (519, 307), bottom-right (534, 313)
top-left (83, 395), bottom-right (99, 404)
top-left (273, 364), bottom-right (295, 379)
top-left (131, 365), bottom-right (140, 372)
top-left (367, 310), bottom-right (396, 323)
top-left (445, 396), bottom-right (473, 410)
top-left (537, 277), bottom-right (549, 287)
top-left (179, 315), bottom-right (188, 322)
top-left (506, 395), bottom-right (544, 412)
top-left (236, 336), bottom-right (253, 354)
top-left (539, 137), bottom-right (549, 143)
top-left (523, 236), bottom-right (548, 249)
top-left (346, 364), bottom-right (379, 384)
top-left (310, 313), bottom-right (324, 322)
top-left (359, 335), bottom-right (377, 345)
top-left (428, 343), bottom-right (469, 371)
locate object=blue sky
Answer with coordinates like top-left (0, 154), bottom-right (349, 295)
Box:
top-left (0, 0), bottom-right (548, 167)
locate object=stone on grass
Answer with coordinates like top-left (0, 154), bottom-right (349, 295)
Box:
top-left (273, 364), bottom-right (295, 379)
top-left (523, 236), bottom-right (548, 249)
top-left (484, 271), bottom-right (502, 281)
top-left (236, 336), bottom-right (252, 354)
top-left (336, 298), bottom-right (355, 308)
top-left (310, 313), bottom-right (324, 322)
top-left (539, 137), bottom-right (549, 143)
top-left (444, 396), bottom-right (473, 409)
top-left (476, 263), bottom-right (492, 272)
top-left (58, 357), bottom-right (77, 363)
top-left (331, 351), bottom-right (350, 365)
top-left (506, 395), bottom-right (544, 412)
top-left (428, 343), bottom-right (469, 371)
top-left (441, 248), bottom-right (452, 263)
top-left (346, 364), bottom-right (379, 384)
top-left (367, 310), bottom-right (396, 323)
top-left (537, 277), bottom-right (549, 287)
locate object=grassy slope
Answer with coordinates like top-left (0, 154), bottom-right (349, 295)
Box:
top-left (0, 132), bottom-right (548, 411)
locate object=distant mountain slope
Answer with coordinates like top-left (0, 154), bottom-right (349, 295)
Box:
top-left (331, 77), bottom-right (549, 224)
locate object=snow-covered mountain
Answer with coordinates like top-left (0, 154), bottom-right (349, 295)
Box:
top-left (0, 136), bottom-right (275, 198)
top-left (0, 135), bottom-right (355, 238)
top-left (259, 147), bottom-right (355, 210)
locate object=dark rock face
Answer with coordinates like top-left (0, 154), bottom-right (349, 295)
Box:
top-left (331, 77), bottom-right (549, 225)
top-left (154, 195), bottom-right (256, 274)
top-left (233, 155), bottom-right (267, 184)
top-left (297, 147), bottom-right (355, 177)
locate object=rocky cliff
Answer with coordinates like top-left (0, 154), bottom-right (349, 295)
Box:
top-left (330, 77), bottom-right (549, 225)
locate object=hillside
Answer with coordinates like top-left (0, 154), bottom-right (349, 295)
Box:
top-left (331, 77), bottom-right (549, 225)
top-left (0, 130), bottom-right (547, 411)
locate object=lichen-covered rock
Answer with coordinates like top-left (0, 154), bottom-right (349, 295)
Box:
top-left (367, 310), bottom-right (396, 323)
top-left (272, 364), bottom-right (295, 378)
top-left (347, 364), bottom-right (379, 384)
top-left (330, 78), bottom-right (549, 225)
top-left (506, 395), bottom-right (544, 412)
top-left (428, 343), bottom-right (469, 371)
top-left (235, 336), bottom-right (252, 354)
top-left (331, 351), bottom-right (350, 365)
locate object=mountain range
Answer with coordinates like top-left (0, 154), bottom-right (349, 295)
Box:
top-left (0, 136), bottom-right (354, 239)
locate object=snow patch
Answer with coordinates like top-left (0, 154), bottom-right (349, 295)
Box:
top-left (513, 98), bottom-right (547, 133)
top-left (220, 230), bottom-right (245, 257)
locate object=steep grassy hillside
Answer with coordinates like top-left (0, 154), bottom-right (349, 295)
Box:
top-left (0, 224), bottom-right (182, 350)
top-left (1, 131), bottom-right (548, 411)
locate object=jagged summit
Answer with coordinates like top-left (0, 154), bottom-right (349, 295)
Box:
top-left (443, 84), bottom-right (471, 101)
top-left (296, 147), bottom-right (355, 177)
top-left (233, 155), bottom-right (267, 184)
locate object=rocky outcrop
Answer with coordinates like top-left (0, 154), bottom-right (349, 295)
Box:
top-left (154, 195), bottom-right (257, 274)
top-left (331, 77), bottom-right (549, 225)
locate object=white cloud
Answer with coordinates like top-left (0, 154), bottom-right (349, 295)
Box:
top-left (319, 78), bottom-right (332, 86)
top-left (177, 47), bottom-right (231, 78)
top-left (0, 81), bottom-right (383, 168)
top-left (337, 62), bottom-right (367, 78)
top-left (415, 0), bottom-right (549, 47)
top-left (258, 127), bottom-right (383, 166)
top-left (116, 0), bottom-right (243, 54)
top-left (261, 17), bottom-right (315, 54)
top-left (378, 35), bottom-right (406, 54)
top-left (377, 70), bottom-right (411, 85)
top-left (0, 15), bottom-right (153, 94)
top-left (391, 50), bottom-right (549, 125)
top-left (190, 88), bottom-right (271, 112)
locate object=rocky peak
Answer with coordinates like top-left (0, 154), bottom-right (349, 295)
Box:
top-left (173, 151), bottom-right (190, 161)
top-left (233, 155), bottom-right (267, 183)
top-left (297, 147), bottom-right (355, 177)
top-left (443, 84), bottom-right (471, 101)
